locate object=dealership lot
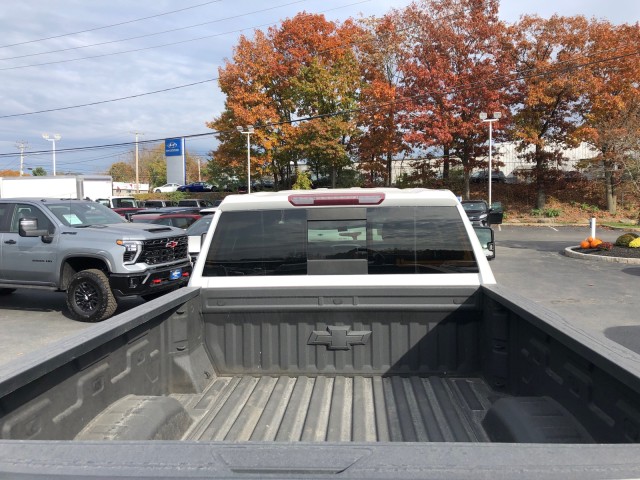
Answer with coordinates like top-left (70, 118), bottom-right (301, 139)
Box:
top-left (0, 225), bottom-right (638, 366)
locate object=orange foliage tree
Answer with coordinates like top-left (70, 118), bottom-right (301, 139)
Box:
top-left (576, 21), bottom-right (640, 213)
top-left (395, 0), bottom-right (515, 199)
top-left (511, 15), bottom-right (592, 209)
top-left (208, 13), bottom-right (363, 189)
top-left (355, 13), bottom-right (408, 186)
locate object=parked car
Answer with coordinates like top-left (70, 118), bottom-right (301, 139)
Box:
top-left (141, 199), bottom-right (177, 208)
top-left (177, 182), bottom-right (215, 193)
top-left (177, 199), bottom-right (217, 209)
top-left (153, 183), bottom-right (181, 193)
top-left (461, 199), bottom-right (504, 226)
top-left (186, 214), bottom-right (214, 264)
top-left (129, 211), bottom-right (202, 230)
top-left (470, 170), bottom-right (506, 183)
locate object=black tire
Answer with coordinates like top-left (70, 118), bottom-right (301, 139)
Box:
top-left (154, 189), bottom-right (161, 193)
top-left (66, 269), bottom-right (117, 322)
top-left (0, 288), bottom-right (16, 295)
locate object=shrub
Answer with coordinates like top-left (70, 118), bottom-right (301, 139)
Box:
top-left (544, 208), bottom-right (561, 218)
top-left (630, 237), bottom-right (640, 248)
top-left (615, 233), bottom-right (640, 247)
top-left (598, 242), bottom-right (613, 251)
top-left (531, 208), bottom-right (543, 217)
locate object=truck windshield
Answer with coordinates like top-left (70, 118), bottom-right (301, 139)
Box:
top-left (45, 202), bottom-right (127, 227)
top-left (203, 206), bottom-right (478, 276)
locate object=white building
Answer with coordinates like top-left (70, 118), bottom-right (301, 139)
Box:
top-left (389, 142), bottom-right (599, 184)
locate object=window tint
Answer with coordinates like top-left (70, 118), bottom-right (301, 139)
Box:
top-left (10, 203), bottom-right (55, 234)
top-left (46, 202), bottom-right (126, 226)
top-left (0, 204), bottom-right (14, 232)
top-left (186, 216), bottom-right (213, 236)
top-left (202, 206), bottom-right (477, 277)
top-left (203, 210), bottom-right (307, 276)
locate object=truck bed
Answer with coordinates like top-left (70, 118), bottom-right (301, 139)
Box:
top-left (176, 375), bottom-right (493, 442)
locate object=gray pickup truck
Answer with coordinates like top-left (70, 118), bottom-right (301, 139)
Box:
top-left (0, 198), bottom-right (191, 322)
top-left (1, 189), bottom-right (640, 478)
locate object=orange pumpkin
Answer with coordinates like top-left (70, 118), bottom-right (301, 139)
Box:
top-left (590, 238), bottom-right (602, 248)
top-left (580, 240), bottom-right (590, 249)
top-left (587, 236), bottom-right (594, 243)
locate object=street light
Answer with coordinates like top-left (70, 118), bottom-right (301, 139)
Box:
top-left (236, 125), bottom-right (254, 193)
top-left (42, 133), bottom-right (61, 176)
top-left (479, 112), bottom-right (501, 206)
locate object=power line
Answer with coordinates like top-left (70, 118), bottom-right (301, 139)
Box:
top-left (0, 0), bottom-right (310, 62)
top-left (0, 78), bottom-right (217, 119)
top-left (1, 26), bottom-right (638, 161)
top-left (0, 1), bottom-right (369, 72)
top-left (0, 1), bottom-right (223, 49)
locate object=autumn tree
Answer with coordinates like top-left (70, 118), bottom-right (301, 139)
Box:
top-left (576, 21), bottom-right (640, 214)
top-left (0, 169), bottom-right (20, 177)
top-left (355, 13), bottom-right (408, 186)
top-left (108, 162), bottom-right (136, 182)
top-left (107, 144), bottom-right (202, 187)
top-left (397, 0), bottom-right (514, 199)
top-left (511, 15), bottom-right (592, 209)
top-left (208, 13), bottom-right (363, 189)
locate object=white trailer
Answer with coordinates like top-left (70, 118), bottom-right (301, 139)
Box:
top-left (0, 175), bottom-right (112, 201)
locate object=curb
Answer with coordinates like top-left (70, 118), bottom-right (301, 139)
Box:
top-left (563, 246), bottom-right (640, 265)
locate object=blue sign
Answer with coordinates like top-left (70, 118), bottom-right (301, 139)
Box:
top-left (165, 138), bottom-right (182, 157)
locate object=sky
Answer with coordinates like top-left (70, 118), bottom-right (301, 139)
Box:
top-left (0, 0), bottom-right (638, 177)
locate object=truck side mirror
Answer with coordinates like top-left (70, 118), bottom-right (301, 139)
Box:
top-left (473, 226), bottom-right (495, 260)
top-left (19, 217), bottom-right (52, 243)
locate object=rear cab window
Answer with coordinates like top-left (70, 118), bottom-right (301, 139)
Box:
top-left (203, 205), bottom-right (478, 277)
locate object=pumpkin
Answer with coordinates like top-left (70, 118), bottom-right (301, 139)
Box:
top-left (590, 238), bottom-right (602, 248)
top-left (580, 240), bottom-right (590, 249)
top-left (587, 236), bottom-right (594, 242)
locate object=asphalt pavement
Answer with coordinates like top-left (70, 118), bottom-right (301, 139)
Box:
top-left (491, 224), bottom-right (640, 352)
top-left (0, 223), bottom-right (638, 366)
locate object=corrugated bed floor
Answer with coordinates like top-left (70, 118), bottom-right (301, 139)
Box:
top-left (172, 375), bottom-right (499, 442)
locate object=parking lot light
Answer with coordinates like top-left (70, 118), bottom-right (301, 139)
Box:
top-left (479, 112), bottom-right (501, 205)
top-left (236, 125), bottom-right (254, 194)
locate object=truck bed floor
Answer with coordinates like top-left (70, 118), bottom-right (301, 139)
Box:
top-left (173, 375), bottom-right (498, 442)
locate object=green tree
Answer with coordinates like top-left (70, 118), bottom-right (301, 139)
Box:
top-left (292, 170), bottom-right (312, 190)
top-left (108, 162), bottom-right (135, 182)
top-left (31, 167), bottom-right (47, 176)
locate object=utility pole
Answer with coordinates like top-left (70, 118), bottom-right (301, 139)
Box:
top-left (131, 132), bottom-right (144, 193)
top-left (15, 141), bottom-right (28, 176)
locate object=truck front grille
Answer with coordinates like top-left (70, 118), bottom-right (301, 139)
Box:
top-left (141, 236), bottom-right (188, 265)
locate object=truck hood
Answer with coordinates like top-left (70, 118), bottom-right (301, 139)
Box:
top-left (65, 222), bottom-right (184, 239)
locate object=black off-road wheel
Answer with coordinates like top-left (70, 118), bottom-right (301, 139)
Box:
top-left (66, 269), bottom-right (117, 322)
top-left (0, 288), bottom-right (16, 295)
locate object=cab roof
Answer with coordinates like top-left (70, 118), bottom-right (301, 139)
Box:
top-left (219, 188), bottom-right (460, 211)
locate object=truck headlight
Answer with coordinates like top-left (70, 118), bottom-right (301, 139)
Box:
top-left (117, 240), bottom-right (142, 264)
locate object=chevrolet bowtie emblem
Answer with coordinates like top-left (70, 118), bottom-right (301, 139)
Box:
top-left (308, 326), bottom-right (372, 351)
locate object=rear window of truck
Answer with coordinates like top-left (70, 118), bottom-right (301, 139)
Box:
top-left (202, 206), bottom-right (477, 276)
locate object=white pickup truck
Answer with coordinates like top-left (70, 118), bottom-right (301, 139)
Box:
top-left (1, 188), bottom-right (640, 479)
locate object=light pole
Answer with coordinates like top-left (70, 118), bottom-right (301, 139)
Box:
top-left (131, 132), bottom-right (144, 193)
top-left (16, 141), bottom-right (28, 176)
top-left (479, 113), bottom-right (501, 206)
top-left (42, 133), bottom-right (61, 176)
top-left (236, 125), bottom-right (254, 193)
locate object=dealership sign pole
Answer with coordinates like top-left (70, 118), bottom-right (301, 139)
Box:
top-left (165, 138), bottom-right (186, 187)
